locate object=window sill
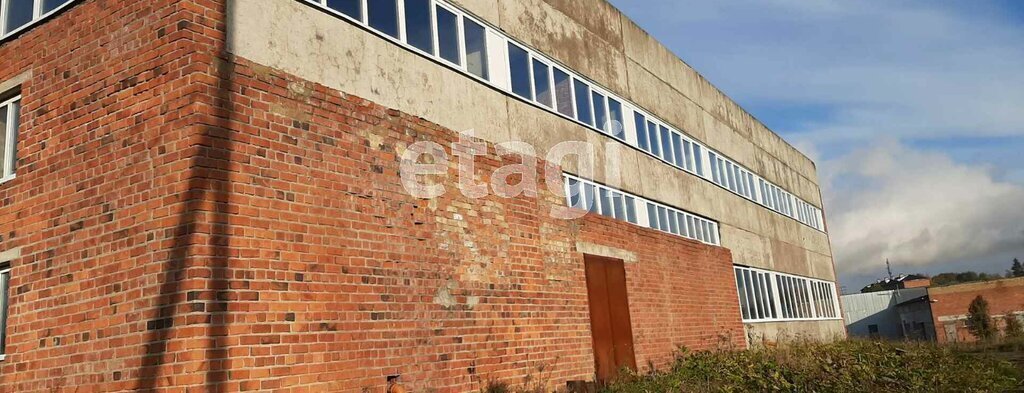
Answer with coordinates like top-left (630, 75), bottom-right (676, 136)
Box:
top-left (0, 1), bottom-right (80, 44)
top-left (0, 174), bottom-right (14, 185)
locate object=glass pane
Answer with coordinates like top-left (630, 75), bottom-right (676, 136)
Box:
top-left (624, 196), bottom-right (637, 224)
top-left (685, 216), bottom-right (695, 238)
top-left (634, 113), bottom-right (648, 151)
top-left (4, 0), bottom-right (34, 34)
top-left (327, 0), bottom-right (362, 19)
top-left (508, 44), bottom-right (532, 100)
top-left (598, 188), bottom-right (612, 217)
top-left (553, 69), bottom-right (573, 117)
top-left (692, 145), bottom-right (703, 175)
top-left (710, 153), bottom-right (720, 184)
top-left (607, 99), bottom-right (624, 140)
top-left (612, 193), bottom-right (625, 220)
top-left (43, 0), bottom-right (70, 13)
top-left (659, 126), bottom-right (672, 163)
top-left (671, 133), bottom-right (684, 168)
top-left (436, 6), bottom-right (460, 64)
top-left (583, 183), bottom-right (598, 213)
top-left (464, 19), bottom-right (488, 80)
top-left (668, 210), bottom-right (679, 235)
top-left (0, 106), bottom-right (7, 176)
top-left (646, 203), bottom-right (658, 229)
top-left (736, 270), bottom-right (749, 320)
top-left (0, 270), bottom-right (9, 354)
top-left (683, 140), bottom-right (693, 171)
top-left (567, 178), bottom-right (581, 209)
top-left (404, 0), bottom-right (433, 53)
top-left (765, 275), bottom-right (777, 318)
top-left (751, 272), bottom-right (763, 319)
top-left (573, 80), bottom-right (593, 126)
top-left (6, 102), bottom-right (17, 175)
top-left (658, 207), bottom-right (669, 232)
top-left (532, 60), bottom-right (552, 107)
top-left (592, 92), bottom-right (607, 133)
top-left (367, 0), bottom-right (399, 38)
top-left (647, 121), bottom-right (660, 156)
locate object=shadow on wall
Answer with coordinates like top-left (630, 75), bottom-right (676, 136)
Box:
top-left (136, 1), bottom-right (237, 390)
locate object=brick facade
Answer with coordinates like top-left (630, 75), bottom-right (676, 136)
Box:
top-left (929, 278), bottom-right (1024, 344)
top-left (0, 1), bottom-right (744, 391)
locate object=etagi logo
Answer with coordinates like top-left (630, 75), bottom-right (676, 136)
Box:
top-left (399, 127), bottom-right (627, 220)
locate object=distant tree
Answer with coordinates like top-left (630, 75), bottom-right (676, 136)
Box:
top-left (1004, 314), bottom-right (1023, 339)
top-left (967, 296), bottom-right (997, 341)
top-left (1012, 258), bottom-right (1024, 278)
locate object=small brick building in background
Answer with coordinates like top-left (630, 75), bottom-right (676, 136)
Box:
top-left (0, 0), bottom-right (841, 391)
top-left (930, 278), bottom-right (1024, 344)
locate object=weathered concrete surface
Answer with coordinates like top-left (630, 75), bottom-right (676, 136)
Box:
top-left (225, 0), bottom-right (837, 291)
top-left (746, 319), bottom-right (848, 345)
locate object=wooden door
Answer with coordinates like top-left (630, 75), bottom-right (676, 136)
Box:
top-left (584, 255), bottom-right (637, 383)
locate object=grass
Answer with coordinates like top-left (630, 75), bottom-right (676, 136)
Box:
top-left (601, 339), bottom-right (1024, 393)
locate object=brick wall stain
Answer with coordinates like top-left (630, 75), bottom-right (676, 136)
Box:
top-left (0, 0), bottom-right (744, 391)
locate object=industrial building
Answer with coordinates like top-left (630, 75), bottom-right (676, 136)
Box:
top-left (0, 0), bottom-right (841, 390)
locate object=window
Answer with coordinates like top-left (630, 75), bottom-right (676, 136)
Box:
top-left (0, 264), bottom-right (9, 359)
top-left (327, 0), bottom-right (362, 19)
top-left (1, 96), bottom-right (20, 181)
top-left (2, 0), bottom-right (33, 35)
top-left (463, 18), bottom-right (488, 80)
top-left (647, 121), bottom-right (660, 157)
top-left (592, 91), bottom-right (607, 134)
top-left (435, 5), bottom-right (460, 65)
top-left (607, 98), bottom-right (624, 140)
top-left (735, 266), bottom-right (839, 322)
top-left (553, 68), bottom-right (573, 117)
top-left (508, 43), bottom-right (532, 100)
top-left (671, 133), bottom-right (684, 168)
top-left (573, 79), bottom-right (593, 126)
top-left (532, 59), bottom-right (552, 108)
top-left (367, 0), bottom-right (399, 38)
top-left (659, 126), bottom-right (672, 164)
top-left (634, 113), bottom-right (649, 151)
top-left (404, 0), bottom-right (433, 53)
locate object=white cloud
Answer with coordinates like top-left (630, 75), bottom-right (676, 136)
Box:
top-left (823, 140), bottom-right (1024, 277)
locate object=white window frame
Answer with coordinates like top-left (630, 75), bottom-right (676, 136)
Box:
top-left (735, 265), bottom-right (841, 323)
top-left (1, 0), bottom-right (76, 40)
top-left (1, 95), bottom-right (20, 184)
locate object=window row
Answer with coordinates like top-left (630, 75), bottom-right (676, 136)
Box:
top-left (564, 174), bottom-right (720, 246)
top-left (509, 43), bottom-right (626, 141)
top-left (305, 0), bottom-right (825, 233)
top-left (634, 112), bottom-right (703, 176)
top-left (795, 199), bottom-right (822, 230)
top-left (0, 96), bottom-right (19, 182)
top-left (734, 266), bottom-right (839, 323)
top-left (1, 0), bottom-right (72, 37)
top-left (319, 0), bottom-right (490, 80)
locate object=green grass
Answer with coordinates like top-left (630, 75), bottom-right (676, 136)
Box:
top-left (602, 339), bottom-right (1024, 393)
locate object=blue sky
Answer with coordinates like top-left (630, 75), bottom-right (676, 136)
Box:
top-left (609, 0), bottom-right (1024, 291)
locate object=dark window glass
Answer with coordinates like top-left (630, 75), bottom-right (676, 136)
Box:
top-left (4, 0), bottom-right (34, 34)
top-left (436, 6), bottom-right (460, 64)
top-left (508, 43), bottom-right (532, 100)
top-left (692, 145), bottom-right (703, 175)
top-left (671, 133), bottom-right (684, 168)
top-left (464, 19), bottom-right (488, 80)
top-left (367, 0), bottom-right (399, 38)
top-left (404, 0), bottom-right (433, 53)
top-left (43, 0), bottom-right (71, 14)
top-left (668, 210), bottom-right (679, 234)
top-left (0, 106), bottom-right (7, 176)
top-left (765, 276), bottom-right (777, 318)
top-left (683, 140), bottom-right (694, 171)
top-left (659, 126), bottom-right (672, 163)
top-left (0, 267), bottom-right (9, 355)
top-left (567, 178), bottom-right (581, 209)
top-left (634, 113), bottom-right (649, 151)
top-left (624, 196), bottom-right (637, 224)
top-left (598, 189), bottom-right (612, 217)
top-left (592, 92), bottom-right (607, 133)
top-left (709, 153), bottom-right (720, 184)
top-left (736, 270), bottom-right (749, 320)
top-left (685, 215), bottom-right (695, 238)
top-left (612, 193), bottom-right (625, 220)
top-left (532, 60), bottom-right (552, 107)
top-left (327, 0), bottom-right (362, 19)
top-left (607, 99), bottom-right (624, 140)
top-left (553, 69), bottom-right (573, 117)
top-left (646, 203), bottom-right (658, 229)
top-left (658, 207), bottom-right (670, 232)
top-left (647, 121), bottom-right (660, 156)
top-left (573, 79), bottom-right (593, 126)
top-left (583, 183), bottom-right (598, 213)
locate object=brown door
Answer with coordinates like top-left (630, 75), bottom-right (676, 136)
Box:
top-left (584, 255), bottom-right (637, 383)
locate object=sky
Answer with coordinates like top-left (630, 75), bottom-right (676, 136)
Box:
top-left (608, 0), bottom-right (1024, 292)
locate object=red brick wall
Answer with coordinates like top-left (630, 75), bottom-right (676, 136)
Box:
top-left (930, 278), bottom-right (1024, 344)
top-left (0, 0), bottom-right (744, 391)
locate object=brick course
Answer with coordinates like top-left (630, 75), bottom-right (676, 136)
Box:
top-left (0, 0), bottom-right (744, 391)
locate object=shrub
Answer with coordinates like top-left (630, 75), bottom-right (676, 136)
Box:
top-left (602, 340), bottom-right (1023, 393)
top-left (967, 295), bottom-right (997, 341)
top-left (1005, 314), bottom-right (1024, 339)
